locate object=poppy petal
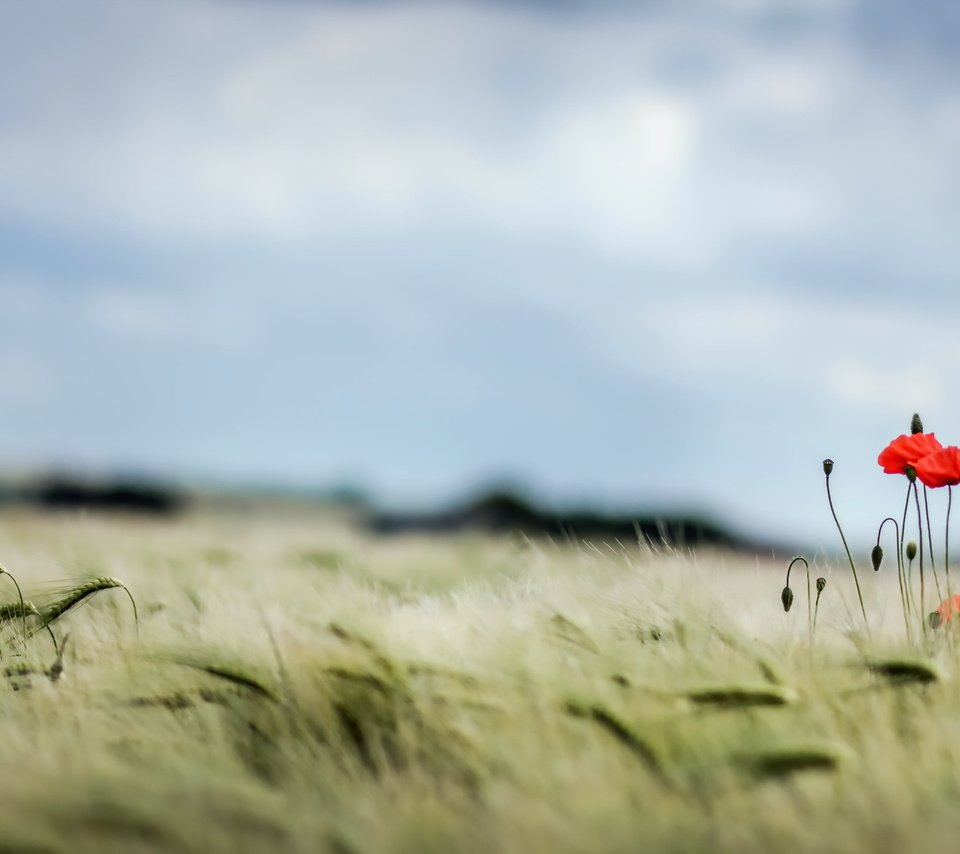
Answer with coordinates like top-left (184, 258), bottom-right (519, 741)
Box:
top-left (878, 433), bottom-right (943, 475)
top-left (914, 446), bottom-right (960, 489)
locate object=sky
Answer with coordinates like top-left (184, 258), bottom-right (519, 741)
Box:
top-left (2, 0), bottom-right (960, 548)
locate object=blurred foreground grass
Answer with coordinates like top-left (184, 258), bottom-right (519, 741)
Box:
top-left (0, 506), bottom-right (956, 853)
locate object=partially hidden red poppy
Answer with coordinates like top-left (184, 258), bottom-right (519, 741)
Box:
top-left (877, 432), bottom-right (943, 475)
top-left (934, 594), bottom-right (960, 626)
top-left (913, 446), bottom-right (960, 489)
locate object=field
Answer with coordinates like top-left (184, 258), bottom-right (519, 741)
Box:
top-left (0, 505), bottom-right (956, 853)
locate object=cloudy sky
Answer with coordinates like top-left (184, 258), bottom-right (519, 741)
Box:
top-left (2, 0), bottom-right (959, 547)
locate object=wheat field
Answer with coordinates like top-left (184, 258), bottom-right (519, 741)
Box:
top-left (0, 505), bottom-right (955, 853)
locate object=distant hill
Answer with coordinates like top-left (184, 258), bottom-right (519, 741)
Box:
top-left (366, 489), bottom-right (790, 555)
top-left (0, 474), bottom-right (185, 515)
top-left (0, 475), bottom-right (794, 555)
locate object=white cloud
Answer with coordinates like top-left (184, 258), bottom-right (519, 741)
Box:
top-left (826, 361), bottom-right (944, 416)
top-left (1, 0), bottom-right (951, 268)
top-left (83, 287), bottom-right (256, 345)
top-left (558, 288), bottom-right (960, 421)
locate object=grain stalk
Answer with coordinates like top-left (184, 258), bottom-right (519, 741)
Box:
top-left (0, 564), bottom-right (28, 645)
top-left (33, 576), bottom-right (138, 643)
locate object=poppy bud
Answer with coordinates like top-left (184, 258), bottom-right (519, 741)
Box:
top-left (905, 465), bottom-right (917, 484)
top-left (781, 586), bottom-right (794, 612)
top-left (822, 459), bottom-right (834, 476)
top-left (871, 545), bottom-right (883, 572)
top-left (929, 611), bottom-right (942, 630)
top-left (816, 577), bottom-right (826, 593)
top-left (906, 541), bottom-right (917, 561)
top-left (911, 413), bottom-right (924, 435)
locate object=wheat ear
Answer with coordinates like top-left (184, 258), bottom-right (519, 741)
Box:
top-left (36, 576), bottom-right (138, 639)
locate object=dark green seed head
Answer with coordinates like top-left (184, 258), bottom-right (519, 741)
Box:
top-left (905, 465), bottom-right (917, 483)
top-left (816, 577), bottom-right (826, 594)
top-left (822, 459), bottom-right (834, 476)
top-left (929, 612), bottom-right (943, 630)
top-left (866, 657), bottom-right (941, 685)
top-left (781, 586), bottom-right (794, 612)
top-left (906, 541), bottom-right (918, 561)
top-left (911, 413), bottom-right (924, 435)
top-left (871, 544), bottom-right (883, 572)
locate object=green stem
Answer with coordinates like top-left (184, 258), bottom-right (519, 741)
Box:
top-left (947, 486), bottom-right (953, 600)
top-left (907, 554), bottom-right (916, 620)
top-left (784, 557), bottom-right (812, 647)
top-left (899, 482), bottom-right (914, 625)
top-left (914, 482), bottom-right (926, 632)
top-left (825, 471), bottom-right (868, 633)
top-left (877, 517), bottom-right (910, 643)
top-left (923, 486), bottom-right (943, 601)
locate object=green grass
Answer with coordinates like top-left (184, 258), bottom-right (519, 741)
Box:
top-left (0, 506), bottom-right (956, 852)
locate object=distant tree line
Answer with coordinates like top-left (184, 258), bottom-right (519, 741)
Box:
top-left (0, 477), bottom-right (787, 553)
top-left (0, 475), bottom-right (184, 515)
top-left (366, 490), bottom-right (778, 553)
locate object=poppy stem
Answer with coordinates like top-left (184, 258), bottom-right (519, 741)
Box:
top-left (913, 481), bottom-right (927, 632)
top-left (784, 556), bottom-right (812, 647)
top-left (946, 486), bottom-right (953, 600)
top-left (923, 486), bottom-right (943, 602)
top-left (824, 467), bottom-right (868, 634)
top-left (877, 517), bottom-right (910, 644)
top-left (899, 481), bottom-right (914, 623)
top-left (907, 553), bottom-right (915, 619)
top-left (813, 584), bottom-right (824, 637)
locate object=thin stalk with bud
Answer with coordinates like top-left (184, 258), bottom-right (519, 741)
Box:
top-left (823, 459), bottom-right (869, 634)
top-left (782, 556), bottom-right (812, 647)
top-left (876, 517), bottom-right (910, 643)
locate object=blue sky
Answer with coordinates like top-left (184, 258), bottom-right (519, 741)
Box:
top-left (2, 0), bottom-right (960, 548)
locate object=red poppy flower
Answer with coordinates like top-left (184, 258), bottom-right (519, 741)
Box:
top-left (913, 446), bottom-right (960, 489)
top-left (877, 433), bottom-right (943, 475)
top-left (934, 594), bottom-right (960, 626)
